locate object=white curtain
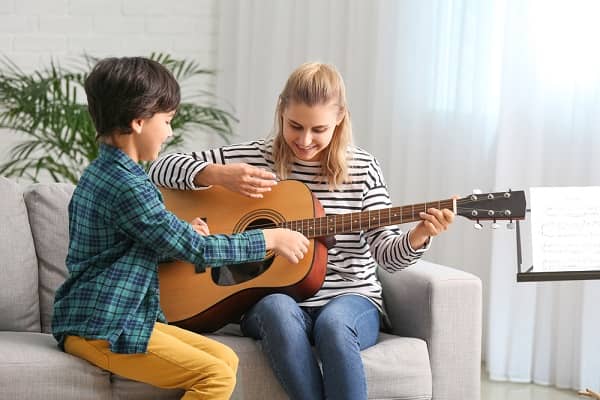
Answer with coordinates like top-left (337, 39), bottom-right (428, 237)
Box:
top-left (214, 0), bottom-right (600, 392)
top-left (487, 0), bottom-right (600, 391)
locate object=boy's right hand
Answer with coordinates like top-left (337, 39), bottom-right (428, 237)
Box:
top-left (191, 217), bottom-right (210, 236)
top-left (262, 228), bottom-right (309, 264)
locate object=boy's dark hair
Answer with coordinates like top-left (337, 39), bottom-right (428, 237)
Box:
top-left (84, 57), bottom-right (180, 138)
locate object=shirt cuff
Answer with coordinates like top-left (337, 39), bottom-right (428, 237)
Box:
top-left (243, 229), bottom-right (267, 260)
top-left (406, 229), bottom-right (432, 255)
top-left (186, 161), bottom-right (212, 190)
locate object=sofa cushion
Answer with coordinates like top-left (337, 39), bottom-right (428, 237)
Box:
top-left (23, 183), bottom-right (74, 333)
top-left (112, 326), bottom-right (432, 400)
top-left (363, 333), bottom-right (432, 399)
top-left (212, 329), bottom-right (289, 400)
top-left (111, 376), bottom-right (183, 400)
top-left (0, 332), bottom-right (111, 400)
top-left (214, 326), bottom-right (431, 400)
top-left (0, 177), bottom-right (41, 332)
top-left (109, 327), bottom-right (287, 400)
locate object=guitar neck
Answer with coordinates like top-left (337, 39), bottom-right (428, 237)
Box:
top-left (278, 199), bottom-right (455, 239)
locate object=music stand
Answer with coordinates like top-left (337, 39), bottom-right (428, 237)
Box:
top-left (516, 186), bottom-right (600, 282)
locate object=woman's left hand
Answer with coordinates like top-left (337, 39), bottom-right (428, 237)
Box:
top-left (409, 207), bottom-right (455, 250)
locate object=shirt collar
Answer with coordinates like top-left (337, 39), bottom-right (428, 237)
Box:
top-left (98, 143), bottom-right (147, 177)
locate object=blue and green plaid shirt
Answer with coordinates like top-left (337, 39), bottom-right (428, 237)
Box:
top-left (52, 144), bottom-right (266, 354)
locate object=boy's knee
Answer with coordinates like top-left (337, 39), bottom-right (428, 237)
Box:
top-left (222, 346), bottom-right (239, 373)
top-left (211, 360), bottom-right (237, 392)
top-left (192, 359), bottom-right (237, 398)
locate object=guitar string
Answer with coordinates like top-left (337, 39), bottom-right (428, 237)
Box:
top-left (229, 195), bottom-right (520, 231)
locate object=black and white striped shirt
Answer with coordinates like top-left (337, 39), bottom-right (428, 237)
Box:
top-left (149, 139), bottom-right (427, 310)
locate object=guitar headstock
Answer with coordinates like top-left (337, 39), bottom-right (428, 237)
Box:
top-left (456, 190), bottom-right (527, 223)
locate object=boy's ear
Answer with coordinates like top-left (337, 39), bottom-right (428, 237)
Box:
top-left (130, 118), bottom-right (144, 134)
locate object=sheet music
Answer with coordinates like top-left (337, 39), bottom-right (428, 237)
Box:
top-left (530, 186), bottom-right (600, 272)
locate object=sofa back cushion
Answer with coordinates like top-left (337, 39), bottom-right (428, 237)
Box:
top-left (0, 177), bottom-right (41, 332)
top-left (23, 183), bottom-right (74, 333)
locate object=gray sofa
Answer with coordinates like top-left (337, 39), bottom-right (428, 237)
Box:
top-left (0, 176), bottom-right (482, 400)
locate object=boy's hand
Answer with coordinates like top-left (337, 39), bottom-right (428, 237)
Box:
top-left (262, 228), bottom-right (309, 264)
top-left (191, 217), bottom-right (210, 236)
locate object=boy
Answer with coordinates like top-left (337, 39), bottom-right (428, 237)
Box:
top-left (51, 57), bottom-right (308, 400)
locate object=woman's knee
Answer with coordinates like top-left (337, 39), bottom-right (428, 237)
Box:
top-left (314, 313), bottom-right (356, 346)
top-left (242, 293), bottom-right (310, 341)
top-left (257, 293), bottom-right (297, 313)
top-left (314, 299), bottom-right (379, 351)
top-left (252, 294), bottom-right (303, 326)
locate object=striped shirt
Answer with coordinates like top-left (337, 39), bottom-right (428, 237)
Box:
top-left (52, 144), bottom-right (266, 354)
top-left (148, 139), bottom-right (428, 311)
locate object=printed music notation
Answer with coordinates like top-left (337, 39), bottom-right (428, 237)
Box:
top-left (530, 186), bottom-right (600, 272)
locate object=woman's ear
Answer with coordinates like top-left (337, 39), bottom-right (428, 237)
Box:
top-left (130, 118), bottom-right (144, 135)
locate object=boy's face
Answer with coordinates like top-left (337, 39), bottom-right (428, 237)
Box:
top-left (134, 111), bottom-right (175, 161)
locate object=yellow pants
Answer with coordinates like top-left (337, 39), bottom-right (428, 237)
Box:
top-left (64, 322), bottom-right (238, 400)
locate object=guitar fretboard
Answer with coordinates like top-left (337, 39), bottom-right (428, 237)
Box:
top-left (278, 199), bottom-right (454, 238)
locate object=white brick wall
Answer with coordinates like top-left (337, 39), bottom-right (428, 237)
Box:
top-left (0, 0), bottom-right (219, 179)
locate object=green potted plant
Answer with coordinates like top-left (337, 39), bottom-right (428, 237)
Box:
top-left (0, 53), bottom-right (235, 183)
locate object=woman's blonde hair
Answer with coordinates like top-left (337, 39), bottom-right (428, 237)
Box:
top-left (272, 62), bottom-right (352, 189)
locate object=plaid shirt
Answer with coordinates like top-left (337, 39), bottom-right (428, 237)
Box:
top-left (52, 144), bottom-right (265, 354)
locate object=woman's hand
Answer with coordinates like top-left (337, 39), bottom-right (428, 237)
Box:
top-left (191, 217), bottom-right (210, 236)
top-left (195, 163), bottom-right (278, 198)
top-left (409, 207), bottom-right (455, 250)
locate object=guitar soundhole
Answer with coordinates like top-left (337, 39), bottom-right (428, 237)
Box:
top-left (211, 218), bottom-right (277, 286)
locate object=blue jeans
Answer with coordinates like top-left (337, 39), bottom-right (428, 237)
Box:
top-left (240, 293), bottom-right (380, 400)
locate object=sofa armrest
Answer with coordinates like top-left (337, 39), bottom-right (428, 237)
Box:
top-left (379, 260), bottom-right (482, 400)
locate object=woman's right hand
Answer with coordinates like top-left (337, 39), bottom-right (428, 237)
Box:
top-left (195, 163), bottom-right (278, 198)
top-left (262, 228), bottom-right (309, 264)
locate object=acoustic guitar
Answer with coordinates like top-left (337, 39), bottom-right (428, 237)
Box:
top-left (158, 180), bottom-right (526, 333)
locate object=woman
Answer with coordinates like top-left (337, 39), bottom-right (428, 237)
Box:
top-left (149, 62), bottom-right (455, 400)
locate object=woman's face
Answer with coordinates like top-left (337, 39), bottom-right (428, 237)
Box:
top-left (282, 101), bottom-right (341, 161)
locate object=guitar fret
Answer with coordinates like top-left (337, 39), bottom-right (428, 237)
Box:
top-left (281, 197), bottom-right (458, 239)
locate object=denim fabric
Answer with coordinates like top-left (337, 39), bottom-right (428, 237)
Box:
top-left (241, 293), bottom-right (380, 400)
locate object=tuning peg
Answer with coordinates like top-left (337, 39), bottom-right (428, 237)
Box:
top-left (473, 222), bottom-right (483, 230)
top-left (506, 221), bottom-right (515, 230)
top-left (472, 189), bottom-right (482, 194)
top-left (491, 222), bottom-right (499, 229)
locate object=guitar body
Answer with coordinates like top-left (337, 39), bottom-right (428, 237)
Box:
top-left (158, 180), bottom-right (328, 333)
